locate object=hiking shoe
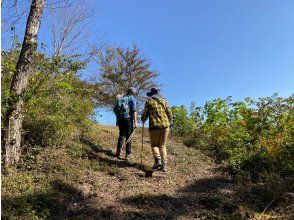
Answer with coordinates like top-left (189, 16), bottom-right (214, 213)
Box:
top-left (125, 154), bottom-right (132, 161)
top-left (152, 158), bottom-right (162, 169)
top-left (115, 152), bottom-right (123, 159)
top-left (161, 163), bottom-right (167, 172)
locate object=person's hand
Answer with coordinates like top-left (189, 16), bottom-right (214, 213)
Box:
top-left (134, 121), bottom-right (138, 128)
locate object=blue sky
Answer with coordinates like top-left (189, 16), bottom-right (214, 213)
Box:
top-left (91, 0), bottom-right (294, 124)
top-left (2, 0), bottom-right (294, 125)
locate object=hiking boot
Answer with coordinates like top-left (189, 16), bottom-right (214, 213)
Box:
top-left (125, 154), bottom-right (132, 161)
top-left (115, 152), bottom-right (123, 159)
top-left (152, 158), bottom-right (162, 169)
top-left (161, 163), bottom-right (167, 172)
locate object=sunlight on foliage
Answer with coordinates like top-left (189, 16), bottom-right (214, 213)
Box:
top-left (172, 94), bottom-right (294, 180)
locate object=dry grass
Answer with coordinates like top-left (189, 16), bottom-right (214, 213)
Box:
top-left (2, 123), bottom-right (293, 219)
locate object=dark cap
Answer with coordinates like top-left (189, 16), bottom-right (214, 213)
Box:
top-left (147, 87), bottom-right (159, 97)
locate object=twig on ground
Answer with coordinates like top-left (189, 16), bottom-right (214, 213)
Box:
top-left (258, 197), bottom-right (276, 220)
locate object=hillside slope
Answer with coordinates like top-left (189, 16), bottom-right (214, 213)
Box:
top-left (2, 124), bottom-right (293, 219)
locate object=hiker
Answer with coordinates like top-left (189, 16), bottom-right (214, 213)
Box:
top-left (141, 87), bottom-right (172, 172)
top-left (113, 88), bottom-right (138, 160)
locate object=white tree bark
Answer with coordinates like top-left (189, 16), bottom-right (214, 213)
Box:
top-left (4, 0), bottom-right (46, 166)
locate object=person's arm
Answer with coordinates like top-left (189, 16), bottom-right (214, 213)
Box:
top-left (164, 100), bottom-right (173, 122)
top-left (113, 100), bottom-right (118, 114)
top-left (113, 101), bottom-right (119, 126)
top-left (130, 97), bottom-right (138, 127)
top-left (132, 111), bottom-right (138, 128)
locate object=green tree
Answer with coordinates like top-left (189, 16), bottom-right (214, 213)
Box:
top-left (91, 44), bottom-right (159, 108)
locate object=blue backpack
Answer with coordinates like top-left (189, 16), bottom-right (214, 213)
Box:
top-left (113, 96), bottom-right (131, 119)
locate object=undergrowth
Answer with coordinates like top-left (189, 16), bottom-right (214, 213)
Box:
top-left (2, 125), bottom-right (115, 219)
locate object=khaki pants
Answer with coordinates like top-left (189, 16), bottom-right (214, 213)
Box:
top-left (149, 128), bottom-right (169, 164)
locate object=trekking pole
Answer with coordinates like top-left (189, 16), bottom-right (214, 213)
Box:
top-left (141, 123), bottom-right (145, 165)
top-left (126, 127), bottom-right (136, 144)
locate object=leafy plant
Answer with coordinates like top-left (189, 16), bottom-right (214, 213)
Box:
top-left (172, 94), bottom-right (294, 180)
top-left (1, 50), bottom-right (95, 149)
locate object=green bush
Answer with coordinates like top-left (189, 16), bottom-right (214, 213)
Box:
top-left (172, 94), bottom-right (294, 180)
top-left (171, 105), bottom-right (196, 137)
top-left (1, 50), bottom-right (95, 149)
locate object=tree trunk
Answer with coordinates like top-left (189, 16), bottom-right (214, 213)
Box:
top-left (4, 0), bottom-right (46, 166)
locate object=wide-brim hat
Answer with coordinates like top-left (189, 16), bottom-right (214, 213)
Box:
top-left (147, 87), bottom-right (159, 97)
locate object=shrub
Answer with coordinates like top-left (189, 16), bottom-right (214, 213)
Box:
top-left (172, 94), bottom-right (294, 180)
top-left (1, 50), bottom-right (95, 149)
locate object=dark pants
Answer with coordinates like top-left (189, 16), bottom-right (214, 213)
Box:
top-left (117, 118), bottom-right (133, 155)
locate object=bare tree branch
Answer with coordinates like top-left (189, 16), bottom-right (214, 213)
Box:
top-left (46, 0), bottom-right (94, 56)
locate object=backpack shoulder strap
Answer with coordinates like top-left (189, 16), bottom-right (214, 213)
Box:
top-left (152, 97), bottom-right (168, 112)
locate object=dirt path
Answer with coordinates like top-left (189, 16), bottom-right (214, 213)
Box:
top-left (74, 125), bottom-right (254, 219)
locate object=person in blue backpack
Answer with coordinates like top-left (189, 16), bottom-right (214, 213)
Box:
top-left (113, 88), bottom-right (138, 160)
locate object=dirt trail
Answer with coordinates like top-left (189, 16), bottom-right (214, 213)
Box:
top-left (76, 125), bottom-right (253, 219)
